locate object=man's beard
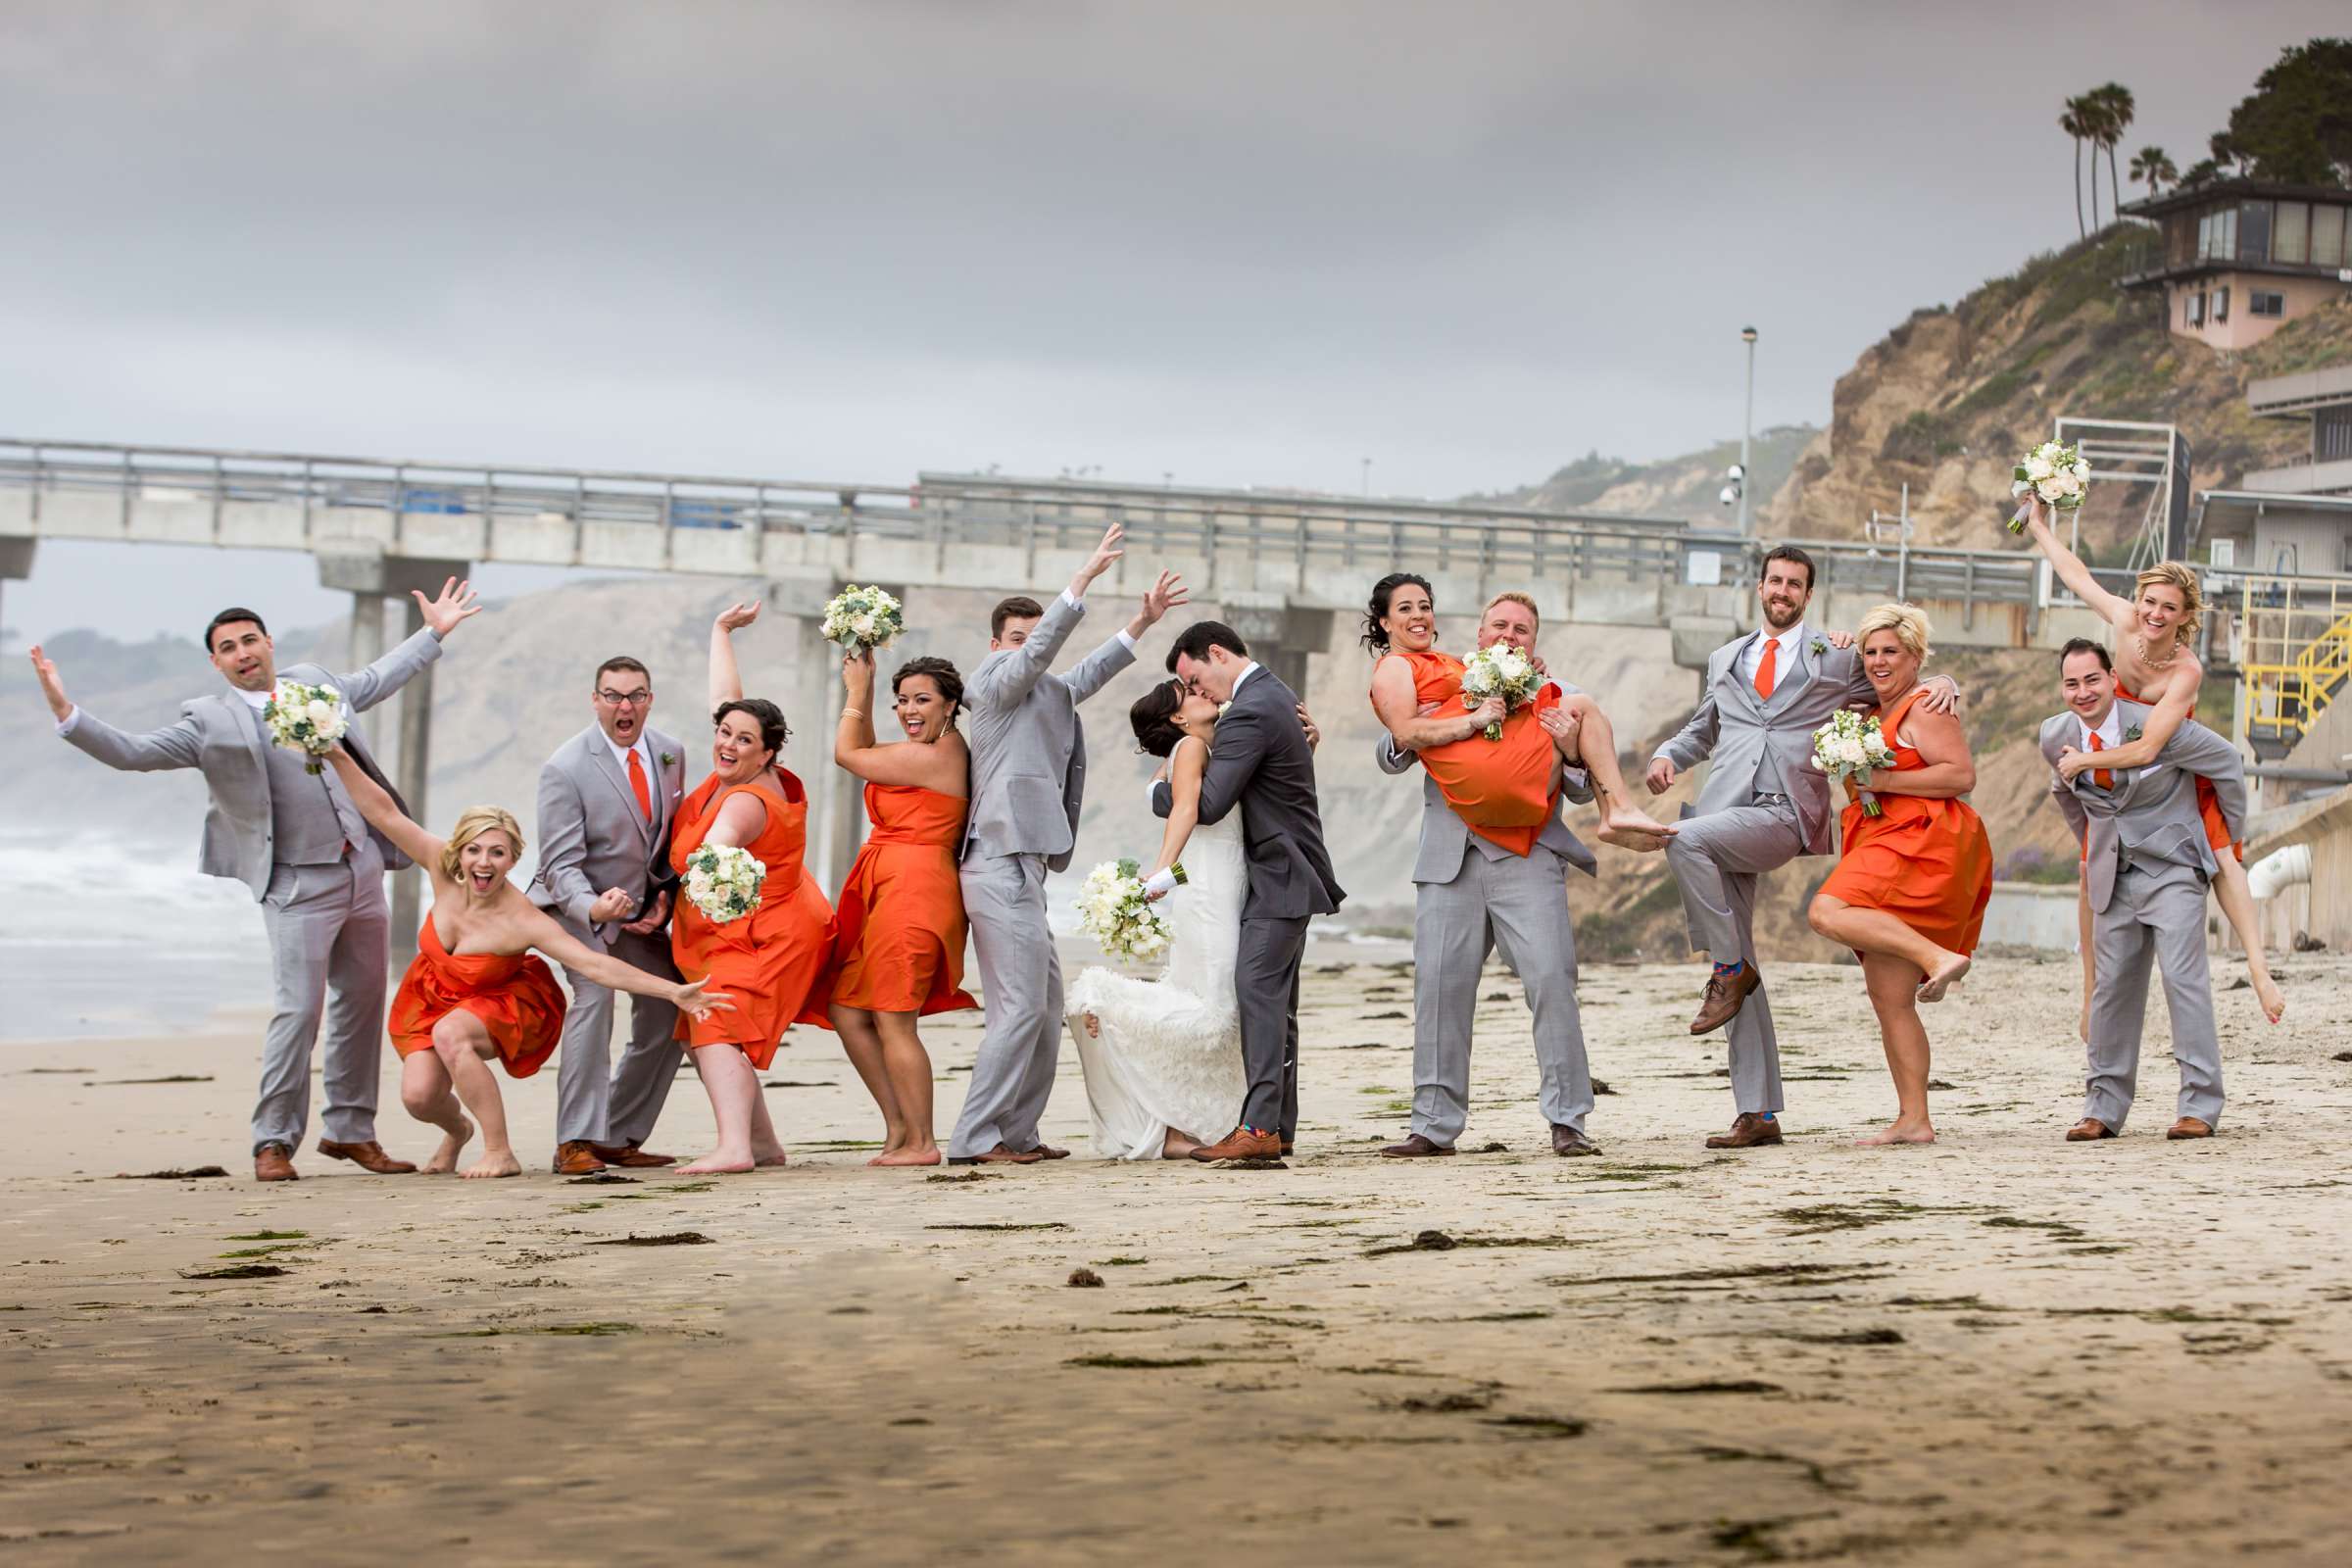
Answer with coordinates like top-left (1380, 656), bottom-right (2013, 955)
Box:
top-left (1760, 599), bottom-right (1804, 631)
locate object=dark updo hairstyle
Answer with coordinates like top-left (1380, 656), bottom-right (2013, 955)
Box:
top-left (1360, 571), bottom-right (1435, 655)
top-left (891, 656), bottom-right (964, 727)
top-left (710, 697), bottom-right (790, 760)
top-left (1129, 679), bottom-right (1187, 759)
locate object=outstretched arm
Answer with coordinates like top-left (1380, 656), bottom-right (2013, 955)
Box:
top-left (2021, 496), bottom-right (2132, 627)
top-left (32, 646), bottom-right (202, 769)
top-left (1146, 736), bottom-right (1208, 887)
top-left (515, 905), bottom-right (732, 1019)
top-left (324, 746), bottom-right (443, 869)
top-left (331, 577), bottom-right (477, 711)
top-left (709, 600), bottom-right (760, 710)
top-left (1647, 692), bottom-right (1720, 791)
top-left (834, 651), bottom-right (966, 790)
top-left (2058, 663), bottom-right (2202, 779)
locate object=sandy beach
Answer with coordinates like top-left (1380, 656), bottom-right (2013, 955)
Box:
top-left (5, 951), bottom-right (2350, 1566)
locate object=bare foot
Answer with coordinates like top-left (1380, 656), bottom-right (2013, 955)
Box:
top-left (866, 1130), bottom-right (908, 1167)
top-left (678, 1152), bottom-right (758, 1175)
top-left (2254, 969), bottom-right (2285, 1024)
top-left (873, 1144), bottom-right (942, 1166)
top-left (1916, 950), bottom-right (1971, 1003)
top-left (1598, 826), bottom-right (1672, 853)
top-left (419, 1116), bottom-right (473, 1175)
top-left (1602, 804), bottom-right (1677, 840)
top-left (751, 1140), bottom-right (790, 1168)
top-left (461, 1149), bottom-right (522, 1180)
top-left (1856, 1121), bottom-right (1936, 1147)
top-left (1160, 1131), bottom-right (1202, 1159)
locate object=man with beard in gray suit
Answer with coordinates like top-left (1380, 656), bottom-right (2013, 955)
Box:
top-left (1645, 546), bottom-right (1957, 1151)
top-left (946, 521), bottom-right (1190, 1165)
top-left (531, 654), bottom-right (691, 1175)
top-left (31, 582), bottom-right (482, 1181)
top-left (2041, 638), bottom-right (2246, 1142)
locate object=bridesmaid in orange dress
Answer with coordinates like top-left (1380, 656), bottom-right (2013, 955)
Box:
top-left (321, 751), bottom-right (728, 1180)
top-left (827, 650), bottom-right (977, 1166)
top-left (1807, 603), bottom-right (1993, 1148)
top-left (666, 602), bottom-right (837, 1175)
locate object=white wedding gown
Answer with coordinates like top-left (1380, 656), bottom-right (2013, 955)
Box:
top-left (1063, 806), bottom-right (1247, 1159)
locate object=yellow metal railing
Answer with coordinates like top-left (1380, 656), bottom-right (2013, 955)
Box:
top-left (2240, 575), bottom-right (2352, 746)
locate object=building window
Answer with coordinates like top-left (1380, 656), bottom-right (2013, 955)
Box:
top-left (2186, 290), bottom-right (2206, 326)
top-left (2316, 204), bottom-right (2347, 270)
top-left (2250, 290), bottom-right (2285, 318)
top-left (2320, 407), bottom-right (2352, 464)
top-left (2215, 286), bottom-right (2230, 321)
top-left (2238, 200), bottom-right (2272, 265)
top-left (2276, 201), bottom-right (2309, 266)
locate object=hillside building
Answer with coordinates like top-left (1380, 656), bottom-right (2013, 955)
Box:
top-left (2120, 177), bottom-right (2352, 350)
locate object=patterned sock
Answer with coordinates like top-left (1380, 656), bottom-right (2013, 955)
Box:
top-left (1713, 959), bottom-right (1745, 977)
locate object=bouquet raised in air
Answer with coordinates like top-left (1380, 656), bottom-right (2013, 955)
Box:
top-left (262, 680), bottom-right (348, 774)
top-left (1457, 641), bottom-right (1543, 741)
top-left (683, 844), bottom-right (766, 923)
top-left (1075, 858), bottom-right (1174, 963)
top-left (2008, 440), bottom-right (2090, 533)
top-left (821, 584), bottom-right (905, 652)
top-left (1811, 709), bottom-right (1899, 817)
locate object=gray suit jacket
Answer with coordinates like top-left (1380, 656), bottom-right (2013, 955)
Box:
top-left (58, 627), bottom-right (443, 899)
top-left (1152, 664), bottom-right (1344, 920)
top-left (530, 723), bottom-right (689, 946)
top-left (2038, 701), bottom-right (2246, 914)
top-left (1653, 628), bottom-right (1874, 858)
top-left (960, 592), bottom-right (1135, 872)
top-left (1375, 678), bottom-right (1597, 884)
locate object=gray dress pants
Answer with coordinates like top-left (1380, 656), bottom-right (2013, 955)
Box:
top-left (2084, 859), bottom-right (2225, 1130)
top-left (552, 926), bottom-right (683, 1147)
top-left (950, 852), bottom-right (1063, 1157)
top-left (254, 841), bottom-right (388, 1152)
top-left (1662, 801), bottom-right (1807, 1116)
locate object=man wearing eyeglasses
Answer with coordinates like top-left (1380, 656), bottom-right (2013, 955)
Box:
top-left (530, 655), bottom-right (690, 1175)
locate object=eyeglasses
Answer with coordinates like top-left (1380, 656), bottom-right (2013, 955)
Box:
top-left (596, 689), bottom-right (652, 706)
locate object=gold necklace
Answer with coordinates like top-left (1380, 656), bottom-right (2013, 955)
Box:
top-left (2134, 631), bottom-right (2180, 670)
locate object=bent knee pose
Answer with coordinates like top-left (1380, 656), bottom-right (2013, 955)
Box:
top-left (2019, 497), bottom-right (2279, 1028)
top-left (321, 751), bottom-right (725, 1180)
top-left (1803, 606), bottom-right (1992, 1148)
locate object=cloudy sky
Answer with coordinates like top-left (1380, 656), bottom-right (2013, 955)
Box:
top-left (3, 0), bottom-right (2340, 642)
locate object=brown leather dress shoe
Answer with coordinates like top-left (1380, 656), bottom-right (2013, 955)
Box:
top-left (2065, 1117), bottom-right (2118, 1142)
top-left (1704, 1112), bottom-right (1784, 1150)
top-left (1379, 1133), bottom-right (1455, 1158)
top-left (1280, 1140), bottom-right (1296, 1157)
top-left (588, 1143), bottom-right (676, 1168)
top-left (1190, 1127), bottom-right (1283, 1161)
top-left (318, 1139), bottom-right (417, 1174)
top-left (254, 1143), bottom-right (299, 1182)
top-left (2166, 1117), bottom-right (2215, 1140)
top-left (1550, 1123), bottom-right (1600, 1157)
top-left (552, 1141), bottom-right (608, 1176)
top-left (947, 1142), bottom-right (1046, 1166)
top-left (1690, 964), bottom-right (1762, 1035)
top-left (1027, 1143), bottom-right (1072, 1160)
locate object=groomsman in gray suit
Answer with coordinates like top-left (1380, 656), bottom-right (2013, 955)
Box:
top-left (947, 522), bottom-right (1189, 1165)
top-left (2041, 638), bottom-right (2246, 1142)
top-left (1646, 547), bottom-right (1956, 1150)
top-left (30, 583), bottom-right (482, 1181)
top-left (530, 655), bottom-right (690, 1176)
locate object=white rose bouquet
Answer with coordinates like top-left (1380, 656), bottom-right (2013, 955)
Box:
top-left (820, 584), bottom-right (905, 653)
top-left (683, 844), bottom-right (766, 923)
top-left (2008, 439), bottom-right (2090, 534)
top-left (1810, 709), bottom-right (1899, 817)
top-left (1457, 641), bottom-right (1543, 742)
top-left (1075, 858), bottom-right (1173, 963)
top-left (262, 680), bottom-right (349, 775)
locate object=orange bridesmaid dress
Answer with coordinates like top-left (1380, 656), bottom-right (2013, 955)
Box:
top-left (388, 919), bottom-right (567, 1078)
top-left (1378, 647), bottom-right (1562, 857)
top-left (828, 783), bottom-right (978, 1016)
top-left (1818, 687), bottom-right (1993, 956)
top-left (2112, 680), bottom-right (2240, 860)
top-left (669, 768), bottom-right (835, 1069)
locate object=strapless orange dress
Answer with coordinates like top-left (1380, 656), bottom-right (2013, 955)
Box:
top-left (669, 769), bottom-right (835, 1068)
top-left (1818, 688), bottom-right (1993, 956)
top-left (828, 782), bottom-right (978, 1016)
top-left (388, 918), bottom-right (567, 1078)
top-left (2113, 680), bottom-right (2240, 860)
top-left (1378, 647), bottom-right (1561, 857)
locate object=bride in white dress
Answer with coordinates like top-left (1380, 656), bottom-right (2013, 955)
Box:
top-left (1065, 679), bottom-right (1247, 1159)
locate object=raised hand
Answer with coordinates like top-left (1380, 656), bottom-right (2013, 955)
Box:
top-left (589, 887), bottom-right (638, 924)
top-left (675, 979), bottom-right (736, 1019)
top-left (1644, 756), bottom-right (1678, 795)
top-left (1138, 569), bottom-right (1189, 626)
top-left (1074, 521), bottom-right (1125, 593)
top-left (622, 888), bottom-right (671, 936)
top-left (714, 601), bottom-right (762, 634)
top-left (841, 648), bottom-right (876, 693)
top-left (414, 577), bottom-right (483, 638)
top-left (27, 645), bottom-right (71, 721)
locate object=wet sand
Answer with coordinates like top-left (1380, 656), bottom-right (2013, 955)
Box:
top-left (5, 953), bottom-right (2350, 1565)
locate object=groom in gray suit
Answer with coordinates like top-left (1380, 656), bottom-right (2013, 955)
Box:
top-left (1646, 547), bottom-right (1956, 1150)
top-left (2042, 638), bottom-right (2245, 1142)
top-left (531, 655), bottom-right (690, 1175)
top-left (31, 583), bottom-right (481, 1181)
top-left (947, 522), bottom-right (1189, 1164)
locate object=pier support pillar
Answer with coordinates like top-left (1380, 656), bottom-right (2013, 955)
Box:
top-left (0, 538), bottom-right (34, 640)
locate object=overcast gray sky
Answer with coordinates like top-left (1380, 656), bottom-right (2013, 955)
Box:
top-left (3, 0), bottom-right (2341, 643)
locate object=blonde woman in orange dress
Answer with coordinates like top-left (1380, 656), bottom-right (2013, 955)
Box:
top-left (828, 650), bottom-right (977, 1167)
top-left (1806, 604), bottom-right (1993, 1148)
top-left (667, 603), bottom-right (837, 1175)
top-left (321, 750), bottom-right (729, 1180)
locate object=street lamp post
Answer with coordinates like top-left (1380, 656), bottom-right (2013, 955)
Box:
top-left (1739, 325), bottom-right (1758, 537)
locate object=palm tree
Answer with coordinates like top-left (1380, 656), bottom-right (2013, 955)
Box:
top-left (2090, 83), bottom-right (2135, 220)
top-left (2060, 96), bottom-right (2090, 238)
top-left (2129, 145), bottom-right (2178, 199)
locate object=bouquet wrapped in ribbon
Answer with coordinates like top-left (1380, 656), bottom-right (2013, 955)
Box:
top-left (1811, 709), bottom-right (1899, 817)
top-left (683, 844), bottom-right (766, 923)
top-left (2008, 440), bottom-right (2090, 534)
top-left (821, 584), bottom-right (905, 652)
top-left (1075, 858), bottom-right (1174, 963)
top-left (262, 680), bottom-right (348, 774)
top-left (1457, 641), bottom-right (1542, 742)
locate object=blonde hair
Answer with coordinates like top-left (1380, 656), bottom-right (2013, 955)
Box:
top-left (1853, 602), bottom-right (1932, 662)
top-left (2133, 562), bottom-right (2203, 640)
top-left (1483, 590), bottom-right (1541, 628)
top-left (440, 805), bottom-right (525, 881)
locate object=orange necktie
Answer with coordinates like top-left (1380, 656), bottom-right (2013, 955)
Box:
top-left (2087, 731), bottom-right (2113, 791)
top-left (627, 749), bottom-right (654, 821)
top-left (1753, 636), bottom-right (1778, 700)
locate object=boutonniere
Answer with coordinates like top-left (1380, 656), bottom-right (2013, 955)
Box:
top-left (2123, 725), bottom-right (2142, 743)
top-left (660, 752), bottom-right (677, 767)
top-left (1808, 637), bottom-right (1829, 657)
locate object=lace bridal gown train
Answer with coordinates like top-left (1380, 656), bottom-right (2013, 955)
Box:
top-left (1064, 809), bottom-right (1247, 1159)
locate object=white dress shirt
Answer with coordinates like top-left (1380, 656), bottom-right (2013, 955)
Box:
top-left (1739, 621), bottom-right (1806, 687)
top-left (2078, 705), bottom-right (2124, 752)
